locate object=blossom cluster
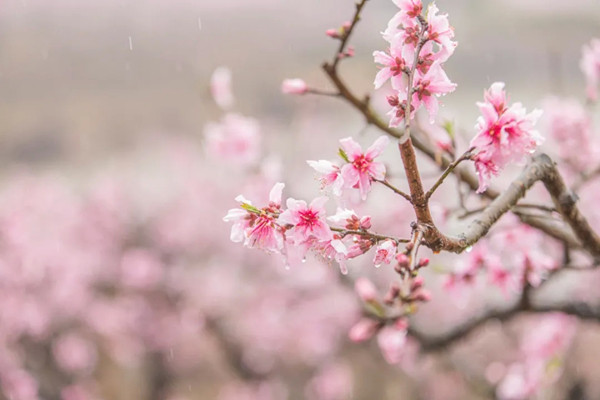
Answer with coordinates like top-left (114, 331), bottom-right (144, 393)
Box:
top-left (373, 0), bottom-right (457, 126)
top-left (470, 82), bottom-right (543, 193)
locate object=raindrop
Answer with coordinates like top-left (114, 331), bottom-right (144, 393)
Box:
top-left (284, 263), bottom-right (290, 270)
top-left (465, 246), bottom-right (473, 253)
top-left (301, 257), bottom-right (306, 263)
top-left (374, 264), bottom-right (381, 268)
top-left (198, 17), bottom-right (202, 31)
top-left (168, 348), bottom-right (174, 360)
top-left (128, 36), bottom-right (133, 51)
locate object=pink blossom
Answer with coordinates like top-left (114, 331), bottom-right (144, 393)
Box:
top-left (393, 0), bottom-right (422, 19)
top-left (314, 237), bottom-right (349, 274)
top-left (354, 277), bottom-right (378, 302)
top-left (373, 240), bottom-right (397, 267)
top-left (278, 197), bottom-right (332, 244)
top-left (223, 183), bottom-right (286, 253)
top-left (339, 136), bottom-right (389, 200)
top-left (204, 113), bottom-right (261, 165)
top-left (425, 3), bottom-right (456, 53)
top-left (210, 66), bottom-right (234, 109)
top-left (307, 160), bottom-right (344, 196)
top-left (470, 82), bottom-right (543, 193)
top-left (580, 38), bottom-right (600, 101)
top-left (327, 208), bottom-right (371, 231)
top-left (281, 78), bottom-right (308, 95)
top-left (377, 323), bottom-right (408, 364)
top-left (411, 62), bottom-right (457, 122)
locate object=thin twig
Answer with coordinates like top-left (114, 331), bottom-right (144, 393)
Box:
top-left (330, 227), bottom-right (410, 243)
top-left (331, 0), bottom-right (369, 69)
top-left (374, 178), bottom-right (412, 202)
top-left (425, 148), bottom-right (473, 201)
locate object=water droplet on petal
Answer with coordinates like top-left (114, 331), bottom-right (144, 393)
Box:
top-left (301, 257), bottom-right (307, 263)
top-left (374, 264), bottom-right (381, 268)
top-left (465, 246), bottom-right (473, 253)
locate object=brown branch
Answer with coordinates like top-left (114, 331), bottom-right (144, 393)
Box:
top-left (410, 299), bottom-right (600, 352)
top-left (330, 227), bottom-right (410, 243)
top-left (572, 164), bottom-right (600, 192)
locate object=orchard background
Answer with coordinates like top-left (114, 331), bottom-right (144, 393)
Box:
top-left (0, 0), bottom-right (600, 399)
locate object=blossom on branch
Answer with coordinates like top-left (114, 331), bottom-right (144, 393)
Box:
top-left (223, 182), bottom-right (286, 253)
top-left (279, 197), bottom-right (332, 244)
top-left (339, 136), bottom-right (389, 200)
top-left (470, 82), bottom-right (543, 193)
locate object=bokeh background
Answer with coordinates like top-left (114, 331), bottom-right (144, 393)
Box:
top-left (0, 0), bottom-right (599, 399)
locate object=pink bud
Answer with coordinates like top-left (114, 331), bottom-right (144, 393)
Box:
top-left (342, 21), bottom-right (352, 31)
top-left (359, 216), bottom-right (372, 230)
top-left (394, 318), bottom-right (409, 331)
top-left (418, 258), bottom-right (429, 268)
top-left (410, 276), bottom-right (424, 291)
top-left (412, 289), bottom-right (431, 302)
top-left (348, 318), bottom-right (380, 342)
top-left (346, 46), bottom-right (355, 58)
top-left (325, 29), bottom-right (340, 39)
top-left (396, 253), bottom-right (409, 267)
top-left (383, 282), bottom-right (400, 305)
top-left (355, 277), bottom-right (377, 302)
top-left (281, 79), bottom-right (308, 95)
top-left (387, 95), bottom-right (400, 107)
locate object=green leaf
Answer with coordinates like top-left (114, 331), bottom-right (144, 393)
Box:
top-left (338, 148), bottom-right (350, 163)
top-left (240, 203), bottom-right (261, 214)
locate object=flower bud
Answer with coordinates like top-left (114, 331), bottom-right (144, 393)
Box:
top-left (281, 79), bottom-right (308, 95)
top-left (325, 28), bottom-right (340, 39)
top-left (348, 318), bottom-right (380, 342)
top-left (359, 216), bottom-right (372, 230)
top-left (355, 277), bottom-right (378, 303)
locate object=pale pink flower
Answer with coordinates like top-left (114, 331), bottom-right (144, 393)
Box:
top-left (204, 113), bottom-right (261, 165)
top-left (580, 38), bottom-right (600, 101)
top-left (373, 240), bottom-right (397, 267)
top-left (281, 78), bottom-right (308, 95)
top-left (279, 197), bottom-right (332, 244)
top-left (373, 37), bottom-right (409, 89)
top-left (391, 0), bottom-right (422, 26)
top-left (210, 66), bottom-right (234, 109)
top-left (425, 3), bottom-right (456, 53)
top-left (470, 82), bottom-right (543, 193)
top-left (339, 136), bottom-right (389, 200)
top-left (327, 208), bottom-right (371, 231)
top-left (411, 62), bottom-right (457, 122)
top-left (377, 323), bottom-right (408, 364)
top-left (307, 160), bottom-right (344, 196)
top-left (315, 237), bottom-right (350, 274)
top-left (354, 277), bottom-right (378, 302)
top-left (223, 183), bottom-right (286, 253)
